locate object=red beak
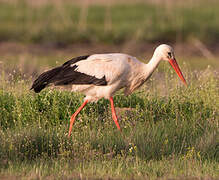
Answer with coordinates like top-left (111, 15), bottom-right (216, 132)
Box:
top-left (169, 58), bottom-right (187, 86)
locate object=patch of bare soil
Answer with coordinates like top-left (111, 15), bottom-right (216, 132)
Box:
top-left (0, 41), bottom-right (217, 58)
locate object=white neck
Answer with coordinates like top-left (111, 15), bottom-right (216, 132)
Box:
top-left (143, 54), bottom-right (161, 79)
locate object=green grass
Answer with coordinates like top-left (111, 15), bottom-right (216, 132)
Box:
top-left (0, 62), bottom-right (218, 179)
top-left (0, 1), bottom-right (219, 45)
top-left (0, 1), bottom-right (218, 178)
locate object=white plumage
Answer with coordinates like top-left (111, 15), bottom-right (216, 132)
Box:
top-left (71, 53), bottom-right (144, 102)
top-left (31, 44), bottom-right (187, 137)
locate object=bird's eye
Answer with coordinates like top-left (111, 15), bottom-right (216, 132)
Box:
top-left (168, 52), bottom-right (172, 58)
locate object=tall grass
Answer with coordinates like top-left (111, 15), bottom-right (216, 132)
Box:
top-left (0, 1), bottom-right (218, 45)
top-left (0, 62), bottom-right (218, 179)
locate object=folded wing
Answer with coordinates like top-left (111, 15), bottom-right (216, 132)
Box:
top-left (30, 55), bottom-right (107, 93)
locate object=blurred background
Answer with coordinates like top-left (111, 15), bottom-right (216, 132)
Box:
top-left (0, 0), bottom-right (218, 79)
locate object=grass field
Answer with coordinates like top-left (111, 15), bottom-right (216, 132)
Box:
top-left (0, 57), bottom-right (218, 179)
top-left (0, 0), bottom-right (219, 179)
top-left (0, 1), bottom-right (219, 46)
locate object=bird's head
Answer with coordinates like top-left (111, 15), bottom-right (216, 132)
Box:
top-left (154, 44), bottom-right (187, 86)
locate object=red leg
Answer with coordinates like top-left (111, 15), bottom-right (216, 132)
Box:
top-left (68, 100), bottom-right (88, 137)
top-left (109, 97), bottom-right (121, 130)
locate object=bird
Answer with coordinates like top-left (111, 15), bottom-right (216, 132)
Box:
top-left (31, 44), bottom-right (187, 137)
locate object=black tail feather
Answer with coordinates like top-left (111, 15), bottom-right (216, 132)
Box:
top-left (30, 54), bottom-right (107, 93)
top-left (30, 66), bottom-right (62, 93)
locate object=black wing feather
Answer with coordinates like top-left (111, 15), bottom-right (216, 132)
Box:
top-left (30, 55), bottom-right (107, 93)
top-left (62, 55), bottom-right (90, 66)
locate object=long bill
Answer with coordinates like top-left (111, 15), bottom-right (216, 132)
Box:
top-left (169, 58), bottom-right (187, 86)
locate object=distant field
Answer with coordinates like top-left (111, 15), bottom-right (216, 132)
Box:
top-left (0, 1), bottom-right (218, 46)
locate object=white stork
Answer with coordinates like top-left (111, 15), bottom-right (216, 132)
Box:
top-left (31, 44), bottom-right (187, 137)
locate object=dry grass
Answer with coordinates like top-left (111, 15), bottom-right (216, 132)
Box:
top-left (0, 0), bottom-right (208, 6)
top-left (0, 1), bottom-right (218, 48)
